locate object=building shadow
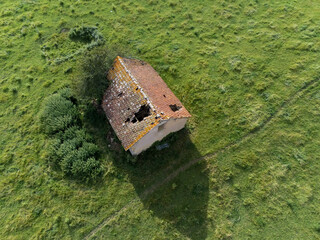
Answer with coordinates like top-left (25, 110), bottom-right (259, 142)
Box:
top-left (113, 130), bottom-right (209, 240)
top-left (82, 106), bottom-right (209, 239)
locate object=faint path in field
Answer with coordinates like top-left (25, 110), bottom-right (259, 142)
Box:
top-left (83, 199), bottom-right (140, 240)
top-left (140, 77), bottom-right (319, 198)
top-left (83, 78), bottom-right (319, 240)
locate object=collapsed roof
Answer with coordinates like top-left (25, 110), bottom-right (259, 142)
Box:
top-left (102, 56), bottom-right (191, 150)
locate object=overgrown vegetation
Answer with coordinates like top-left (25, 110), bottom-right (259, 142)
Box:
top-left (1, 0), bottom-right (320, 239)
top-left (40, 89), bottom-right (103, 182)
top-left (69, 26), bottom-right (103, 43)
top-left (41, 25), bottom-right (105, 65)
top-left (40, 89), bottom-right (79, 134)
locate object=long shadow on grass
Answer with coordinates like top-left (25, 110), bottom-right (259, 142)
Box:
top-left (83, 105), bottom-right (209, 239)
top-left (115, 131), bottom-right (209, 240)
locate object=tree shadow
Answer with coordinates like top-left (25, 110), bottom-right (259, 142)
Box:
top-left (82, 105), bottom-right (209, 239)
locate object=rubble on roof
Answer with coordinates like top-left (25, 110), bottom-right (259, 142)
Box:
top-left (102, 56), bottom-right (191, 151)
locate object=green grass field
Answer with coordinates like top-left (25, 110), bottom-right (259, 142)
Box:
top-left (1, 0), bottom-right (320, 239)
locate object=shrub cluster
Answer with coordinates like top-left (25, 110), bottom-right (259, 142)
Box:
top-left (40, 89), bottom-right (103, 182)
top-left (40, 92), bottom-right (79, 134)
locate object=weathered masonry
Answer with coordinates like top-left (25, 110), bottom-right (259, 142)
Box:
top-left (102, 56), bottom-right (191, 155)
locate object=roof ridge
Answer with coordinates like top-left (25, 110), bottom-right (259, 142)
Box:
top-left (118, 56), bottom-right (160, 118)
top-left (116, 56), bottom-right (161, 150)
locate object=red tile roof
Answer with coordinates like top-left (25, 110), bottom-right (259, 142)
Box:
top-left (102, 56), bottom-right (191, 150)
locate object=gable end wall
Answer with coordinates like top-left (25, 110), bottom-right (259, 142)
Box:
top-left (129, 118), bottom-right (188, 155)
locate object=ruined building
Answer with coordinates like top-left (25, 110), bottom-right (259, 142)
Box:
top-left (102, 56), bottom-right (191, 155)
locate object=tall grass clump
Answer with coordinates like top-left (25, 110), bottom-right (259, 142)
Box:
top-left (69, 26), bottom-right (104, 43)
top-left (40, 88), bottom-right (103, 182)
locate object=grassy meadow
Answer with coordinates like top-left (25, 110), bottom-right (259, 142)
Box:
top-left (1, 0), bottom-right (320, 239)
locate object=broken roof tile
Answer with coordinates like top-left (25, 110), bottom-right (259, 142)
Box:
top-left (102, 56), bottom-right (191, 151)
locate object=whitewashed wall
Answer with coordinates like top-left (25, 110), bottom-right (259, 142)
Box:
top-left (129, 118), bottom-right (188, 155)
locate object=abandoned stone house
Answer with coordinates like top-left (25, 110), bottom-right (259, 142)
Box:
top-left (102, 56), bottom-right (191, 155)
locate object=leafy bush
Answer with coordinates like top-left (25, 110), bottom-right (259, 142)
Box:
top-left (41, 89), bottom-right (103, 182)
top-left (58, 138), bottom-right (102, 181)
top-left (58, 126), bottom-right (87, 141)
top-left (40, 93), bottom-right (79, 134)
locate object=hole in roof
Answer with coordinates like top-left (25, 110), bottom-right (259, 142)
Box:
top-left (131, 118), bottom-right (137, 123)
top-left (127, 105), bottom-right (151, 124)
top-left (118, 92), bottom-right (123, 97)
top-left (169, 104), bottom-right (182, 112)
top-left (136, 87), bottom-right (139, 90)
top-left (127, 108), bottom-right (130, 110)
top-left (134, 104), bottom-right (151, 122)
top-left (163, 94), bottom-right (166, 98)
